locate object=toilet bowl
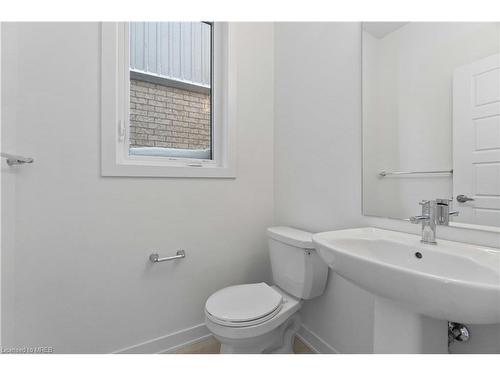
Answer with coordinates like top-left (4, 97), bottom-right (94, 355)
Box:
top-left (205, 283), bottom-right (303, 353)
top-left (204, 227), bottom-right (328, 354)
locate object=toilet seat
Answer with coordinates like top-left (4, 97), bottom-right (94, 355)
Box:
top-left (205, 283), bottom-right (284, 328)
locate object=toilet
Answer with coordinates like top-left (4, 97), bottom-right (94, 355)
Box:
top-left (204, 226), bottom-right (328, 353)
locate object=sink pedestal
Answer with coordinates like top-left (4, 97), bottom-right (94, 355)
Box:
top-left (313, 227), bottom-right (500, 353)
top-left (373, 297), bottom-right (448, 354)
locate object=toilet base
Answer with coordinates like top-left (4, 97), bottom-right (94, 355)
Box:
top-left (216, 314), bottom-right (301, 354)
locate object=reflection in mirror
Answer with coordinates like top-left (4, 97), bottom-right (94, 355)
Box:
top-left (362, 22), bottom-right (500, 231)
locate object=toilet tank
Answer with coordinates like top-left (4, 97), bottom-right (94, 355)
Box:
top-left (267, 227), bottom-right (328, 300)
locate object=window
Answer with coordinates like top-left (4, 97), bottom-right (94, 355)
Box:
top-left (129, 22), bottom-right (213, 160)
top-left (101, 22), bottom-right (236, 178)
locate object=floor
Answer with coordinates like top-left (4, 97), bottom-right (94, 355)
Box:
top-left (174, 335), bottom-right (314, 354)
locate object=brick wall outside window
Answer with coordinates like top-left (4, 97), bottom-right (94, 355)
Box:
top-left (129, 79), bottom-right (211, 150)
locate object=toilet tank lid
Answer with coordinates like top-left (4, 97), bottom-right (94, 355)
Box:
top-left (267, 226), bottom-right (315, 249)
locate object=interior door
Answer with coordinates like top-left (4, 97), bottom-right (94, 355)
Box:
top-left (453, 53), bottom-right (500, 227)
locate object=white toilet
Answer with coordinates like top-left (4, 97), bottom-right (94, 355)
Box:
top-left (204, 226), bottom-right (328, 353)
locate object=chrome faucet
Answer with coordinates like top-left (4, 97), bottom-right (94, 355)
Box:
top-left (409, 199), bottom-right (459, 244)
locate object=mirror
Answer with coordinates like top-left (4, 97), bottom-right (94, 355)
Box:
top-left (362, 22), bottom-right (500, 231)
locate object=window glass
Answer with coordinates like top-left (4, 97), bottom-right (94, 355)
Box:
top-left (129, 22), bottom-right (212, 159)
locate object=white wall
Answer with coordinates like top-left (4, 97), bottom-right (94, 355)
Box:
top-left (274, 22), bottom-right (500, 354)
top-left (274, 22), bottom-right (374, 353)
top-left (362, 30), bottom-right (403, 219)
top-left (1, 22), bottom-right (274, 353)
top-left (363, 22), bottom-right (499, 219)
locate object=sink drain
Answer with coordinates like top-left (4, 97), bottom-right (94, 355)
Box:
top-left (415, 252), bottom-right (423, 259)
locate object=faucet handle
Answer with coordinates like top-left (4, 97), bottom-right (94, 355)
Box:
top-left (419, 200), bottom-right (430, 206)
top-left (449, 211), bottom-right (459, 217)
top-left (409, 215), bottom-right (429, 224)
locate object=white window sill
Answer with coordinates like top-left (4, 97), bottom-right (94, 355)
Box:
top-left (101, 161), bottom-right (236, 178)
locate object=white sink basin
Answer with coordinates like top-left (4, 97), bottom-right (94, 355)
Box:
top-left (312, 227), bottom-right (500, 325)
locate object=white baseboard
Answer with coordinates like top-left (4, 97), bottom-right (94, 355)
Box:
top-left (297, 324), bottom-right (339, 354)
top-left (113, 322), bottom-right (338, 355)
top-left (113, 323), bottom-right (211, 354)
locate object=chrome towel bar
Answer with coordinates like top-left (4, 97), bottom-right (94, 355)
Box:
top-left (378, 169), bottom-right (453, 177)
top-left (1, 152), bottom-right (34, 166)
top-left (149, 250), bottom-right (186, 263)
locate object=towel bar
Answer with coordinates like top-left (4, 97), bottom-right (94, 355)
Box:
top-left (378, 169), bottom-right (452, 177)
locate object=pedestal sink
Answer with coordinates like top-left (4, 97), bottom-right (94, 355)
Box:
top-left (312, 227), bottom-right (500, 353)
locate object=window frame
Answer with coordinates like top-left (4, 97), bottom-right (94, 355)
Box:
top-left (101, 22), bottom-right (237, 178)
